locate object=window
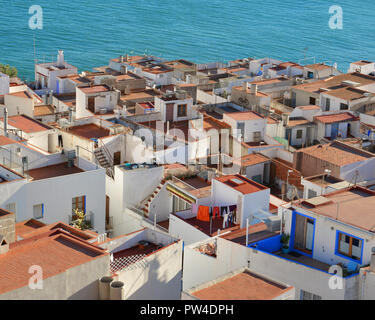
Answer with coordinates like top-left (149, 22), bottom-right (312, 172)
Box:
top-left (237, 122), bottom-right (245, 139)
top-left (72, 196), bottom-right (86, 214)
top-left (177, 104), bottom-right (187, 117)
top-left (6, 203), bottom-right (16, 214)
top-left (309, 97), bottom-right (316, 105)
top-left (33, 204), bottom-right (44, 219)
top-left (325, 98), bottom-right (330, 111)
top-left (340, 103), bottom-right (349, 110)
top-left (296, 129), bottom-right (303, 139)
top-left (307, 71), bottom-right (314, 79)
top-left (336, 231), bottom-right (363, 262)
top-left (300, 290), bottom-right (322, 300)
top-left (172, 195), bottom-right (192, 212)
top-left (307, 189), bottom-right (317, 199)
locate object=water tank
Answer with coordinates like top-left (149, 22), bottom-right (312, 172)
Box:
top-left (110, 281), bottom-right (125, 300)
top-left (99, 276), bottom-right (113, 300)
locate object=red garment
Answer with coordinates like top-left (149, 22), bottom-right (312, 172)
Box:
top-left (197, 206), bottom-right (210, 222)
top-left (212, 207), bottom-right (220, 219)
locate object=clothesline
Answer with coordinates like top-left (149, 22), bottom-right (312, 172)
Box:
top-left (192, 204), bottom-right (238, 229)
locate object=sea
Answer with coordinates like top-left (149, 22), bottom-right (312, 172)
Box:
top-left (0, 0), bottom-right (374, 81)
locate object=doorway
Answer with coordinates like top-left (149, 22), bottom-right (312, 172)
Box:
top-left (293, 213), bottom-right (315, 255)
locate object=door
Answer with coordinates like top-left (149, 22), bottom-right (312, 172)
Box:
top-left (113, 151), bottom-right (121, 165)
top-left (293, 213), bottom-right (315, 254)
top-left (166, 103), bottom-right (174, 121)
top-left (105, 195), bottom-right (110, 226)
top-left (331, 123), bottom-right (339, 139)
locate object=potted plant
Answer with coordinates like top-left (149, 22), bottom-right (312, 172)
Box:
top-left (281, 233), bottom-right (290, 254)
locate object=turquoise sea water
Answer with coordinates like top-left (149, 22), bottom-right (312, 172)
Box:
top-left (0, 0), bottom-right (374, 80)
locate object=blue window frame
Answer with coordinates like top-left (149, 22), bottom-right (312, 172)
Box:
top-left (335, 230), bottom-right (364, 264)
top-left (290, 211), bottom-right (316, 258)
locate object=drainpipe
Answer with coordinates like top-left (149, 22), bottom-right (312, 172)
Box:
top-left (3, 108), bottom-right (8, 137)
top-left (246, 218), bottom-right (249, 247)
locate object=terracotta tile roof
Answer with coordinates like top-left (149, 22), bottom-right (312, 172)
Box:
top-left (314, 112), bottom-right (358, 124)
top-left (8, 91), bottom-right (33, 99)
top-left (0, 230), bottom-right (108, 295)
top-left (304, 63), bottom-right (332, 71)
top-left (79, 85), bottom-right (110, 94)
top-left (224, 111), bottom-right (265, 121)
top-left (215, 174), bottom-right (268, 195)
top-left (352, 60), bottom-right (373, 66)
top-left (2, 115), bottom-right (51, 133)
top-left (233, 153), bottom-right (270, 167)
top-left (287, 117), bottom-right (310, 127)
top-left (296, 141), bottom-right (374, 166)
top-left (292, 73), bottom-right (375, 93)
top-left (323, 86), bottom-right (371, 101)
top-left (33, 105), bottom-right (55, 117)
top-left (0, 135), bottom-right (18, 146)
top-left (297, 105), bottom-right (321, 111)
top-left (297, 187), bottom-right (375, 232)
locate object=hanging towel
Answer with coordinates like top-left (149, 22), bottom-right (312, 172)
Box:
top-left (191, 203), bottom-right (198, 215)
top-left (213, 207), bottom-right (220, 220)
top-left (220, 206), bottom-right (228, 217)
top-left (197, 206), bottom-right (210, 222)
top-left (223, 212), bottom-right (229, 229)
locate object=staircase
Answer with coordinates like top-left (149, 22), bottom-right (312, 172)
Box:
top-left (94, 147), bottom-right (114, 179)
top-left (140, 179), bottom-right (167, 217)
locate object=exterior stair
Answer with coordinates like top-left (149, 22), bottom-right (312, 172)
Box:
top-left (140, 179), bottom-right (166, 217)
top-left (94, 148), bottom-right (114, 179)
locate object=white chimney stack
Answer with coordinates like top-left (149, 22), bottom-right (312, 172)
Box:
top-left (250, 84), bottom-right (258, 95)
top-left (3, 107), bottom-right (8, 137)
top-left (57, 50), bottom-right (65, 68)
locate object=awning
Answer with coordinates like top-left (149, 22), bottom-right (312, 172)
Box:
top-left (166, 185), bottom-right (196, 204)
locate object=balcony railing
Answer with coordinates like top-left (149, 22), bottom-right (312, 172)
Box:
top-left (68, 211), bottom-right (95, 230)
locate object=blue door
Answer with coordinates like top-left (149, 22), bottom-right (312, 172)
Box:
top-left (331, 123), bottom-right (339, 139)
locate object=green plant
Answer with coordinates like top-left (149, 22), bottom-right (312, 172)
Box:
top-left (72, 209), bottom-right (92, 231)
top-left (280, 233), bottom-right (290, 249)
top-left (0, 63), bottom-right (18, 77)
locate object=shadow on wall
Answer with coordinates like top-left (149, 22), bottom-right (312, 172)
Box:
top-left (124, 247), bottom-right (182, 300)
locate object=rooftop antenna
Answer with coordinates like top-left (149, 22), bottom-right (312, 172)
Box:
top-left (33, 35), bottom-right (38, 65)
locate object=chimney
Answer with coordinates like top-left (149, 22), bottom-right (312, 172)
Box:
top-left (0, 236), bottom-right (9, 255)
top-left (250, 84), bottom-right (258, 95)
top-left (69, 108), bottom-right (73, 123)
top-left (57, 50), bottom-right (65, 68)
top-left (370, 248), bottom-right (375, 273)
top-left (125, 54), bottom-right (129, 62)
top-left (3, 107), bottom-right (8, 137)
top-left (242, 82), bottom-right (248, 91)
top-left (120, 55), bottom-right (124, 63)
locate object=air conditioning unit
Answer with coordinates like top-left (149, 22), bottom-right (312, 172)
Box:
top-left (99, 107), bottom-right (107, 114)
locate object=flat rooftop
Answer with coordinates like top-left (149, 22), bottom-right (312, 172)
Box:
top-left (304, 174), bottom-right (343, 187)
top-left (221, 222), bottom-right (278, 246)
top-left (173, 213), bottom-right (239, 237)
top-left (0, 230), bottom-right (107, 295)
top-left (110, 241), bottom-right (161, 273)
top-left (67, 123), bottom-right (110, 140)
top-left (214, 174), bottom-right (268, 195)
top-left (224, 111), bottom-right (265, 121)
top-left (191, 270), bottom-right (292, 300)
top-left (2, 115), bottom-right (51, 133)
top-left (296, 187), bottom-right (375, 232)
top-left (27, 162), bottom-right (84, 181)
top-left (78, 85), bottom-right (110, 94)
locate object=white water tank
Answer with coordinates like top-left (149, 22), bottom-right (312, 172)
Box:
top-left (110, 281), bottom-right (125, 300)
top-left (99, 276), bottom-right (113, 300)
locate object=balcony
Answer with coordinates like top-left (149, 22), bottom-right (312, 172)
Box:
top-left (248, 235), bottom-right (360, 299)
